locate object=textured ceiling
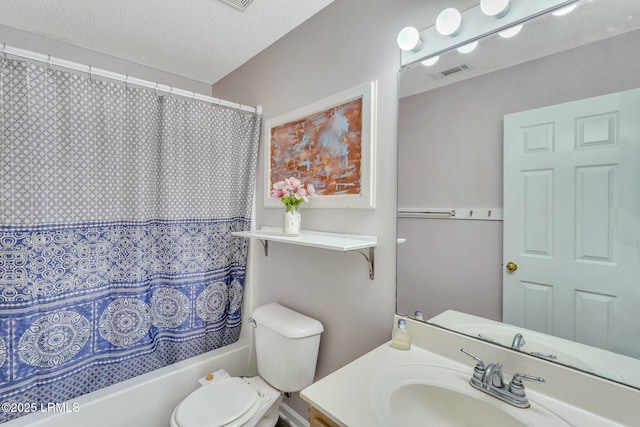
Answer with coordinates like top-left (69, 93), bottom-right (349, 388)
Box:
top-left (400, 0), bottom-right (640, 98)
top-left (0, 0), bottom-right (334, 84)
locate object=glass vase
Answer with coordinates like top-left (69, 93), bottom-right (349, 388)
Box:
top-left (283, 206), bottom-right (301, 236)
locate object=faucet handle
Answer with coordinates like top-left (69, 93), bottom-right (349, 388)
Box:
top-left (530, 351), bottom-right (557, 360)
top-left (460, 348), bottom-right (484, 366)
top-left (460, 348), bottom-right (485, 382)
top-left (509, 373), bottom-right (546, 397)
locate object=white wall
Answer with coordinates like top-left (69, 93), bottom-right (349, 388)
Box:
top-left (396, 29), bottom-right (640, 321)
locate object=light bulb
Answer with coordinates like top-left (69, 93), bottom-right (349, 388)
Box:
top-left (480, 0), bottom-right (511, 18)
top-left (457, 41), bottom-right (478, 54)
top-left (436, 8), bottom-right (463, 37)
top-left (499, 24), bottom-right (523, 39)
top-left (552, 4), bottom-right (577, 16)
top-left (421, 56), bottom-right (440, 67)
top-left (397, 26), bottom-right (423, 52)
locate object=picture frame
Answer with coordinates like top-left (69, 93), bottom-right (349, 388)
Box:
top-left (264, 80), bottom-right (377, 209)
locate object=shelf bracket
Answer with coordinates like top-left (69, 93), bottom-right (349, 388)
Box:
top-left (351, 247), bottom-right (375, 280)
top-left (258, 239), bottom-right (268, 256)
top-left (233, 230), bottom-right (377, 280)
top-left (259, 240), bottom-right (373, 279)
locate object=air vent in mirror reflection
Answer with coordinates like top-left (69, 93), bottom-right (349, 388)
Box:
top-left (430, 63), bottom-right (472, 80)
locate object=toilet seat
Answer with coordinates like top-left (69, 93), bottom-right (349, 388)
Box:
top-left (173, 377), bottom-right (261, 427)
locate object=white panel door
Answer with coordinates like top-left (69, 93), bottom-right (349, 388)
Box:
top-left (503, 89), bottom-right (640, 358)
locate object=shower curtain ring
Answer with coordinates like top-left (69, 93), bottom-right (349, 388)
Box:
top-left (125, 74), bottom-right (129, 88)
top-left (88, 65), bottom-right (93, 80)
top-left (2, 43), bottom-right (7, 60)
top-left (154, 82), bottom-right (159, 96)
top-left (47, 54), bottom-right (52, 68)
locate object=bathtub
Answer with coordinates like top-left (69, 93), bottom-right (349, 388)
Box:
top-left (3, 334), bottom-right (253, 427)
top-left (4, 265), bottom-right (259, 427)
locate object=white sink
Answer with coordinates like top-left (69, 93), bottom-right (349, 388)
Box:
top-left (369, 364), bottom-right (571, 427)
top-left (302, 318), bottom-right (639, 427)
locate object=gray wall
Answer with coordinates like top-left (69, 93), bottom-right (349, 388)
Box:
top-left (397, 29), bottom-right (640, 321)
top-left (210, 0), bottom-right (456, 418)
top-left (211, 0), bottom-right (400, 417)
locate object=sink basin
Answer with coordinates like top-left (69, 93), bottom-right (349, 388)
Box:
top-left (369, 364), bottom-right (571, 427)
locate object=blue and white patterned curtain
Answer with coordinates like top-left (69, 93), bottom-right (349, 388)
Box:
top-left (0, 57), bottom-right (260, 422)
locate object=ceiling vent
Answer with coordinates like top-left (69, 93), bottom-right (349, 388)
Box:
top-left (219, 0), bottom-right (255, 11)
top-left (430, 63), bottom-right (472, 80)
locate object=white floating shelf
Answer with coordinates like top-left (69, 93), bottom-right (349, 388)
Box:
top-left (232, 227), bottom-right (377, 251)
top-left (232, 227), bottom-right (377, 279)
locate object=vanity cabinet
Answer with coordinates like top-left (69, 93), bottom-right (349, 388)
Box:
top-left (309, 406), bottom-right (340, 427)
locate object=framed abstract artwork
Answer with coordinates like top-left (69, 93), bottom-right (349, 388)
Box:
top-left (264, 80), bottom-right (377, 209)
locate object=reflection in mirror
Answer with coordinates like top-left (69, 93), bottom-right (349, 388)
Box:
top-left (429, 310), bottom-right (640, 389)
top-left (397, 0), bottom-right (640, 389)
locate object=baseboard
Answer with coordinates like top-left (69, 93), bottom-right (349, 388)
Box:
top-left (279, 402), bottom-right (309, 427)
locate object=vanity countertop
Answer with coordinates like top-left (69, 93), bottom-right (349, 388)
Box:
top-left (301, 343), bottom-right (457, 427)
top-left (300, 342), bottom-right (446, 427)
top-left (301, 317), bottom-right (637, 427)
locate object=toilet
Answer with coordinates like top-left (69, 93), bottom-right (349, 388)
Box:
top-left (170, 303), bottom-right (324, 427)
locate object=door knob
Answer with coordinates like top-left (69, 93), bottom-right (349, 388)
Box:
top-left (506, 261), bottom-right (518, 272)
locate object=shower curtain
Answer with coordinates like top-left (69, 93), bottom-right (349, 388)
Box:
top-left (0, 57), bottom-right (260, 422)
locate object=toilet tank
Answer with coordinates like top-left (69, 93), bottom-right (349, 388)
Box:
top-left (251, 303), bottom-right (324, 392)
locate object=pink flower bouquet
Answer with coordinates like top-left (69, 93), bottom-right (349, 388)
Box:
top-left (271, 177), bottom-right (315, 212)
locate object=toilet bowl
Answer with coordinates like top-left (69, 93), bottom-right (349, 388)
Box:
top-left (170, 303), bottom-right (324, 427)
top-left (170, 376), bottom-right (282, 427)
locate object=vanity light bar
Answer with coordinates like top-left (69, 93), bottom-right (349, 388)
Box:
top-left (400, 0), bottom-right (581, 67)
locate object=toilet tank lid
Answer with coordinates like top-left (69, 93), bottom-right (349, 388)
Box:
top-left (252, 303), bottom-right (324, 338)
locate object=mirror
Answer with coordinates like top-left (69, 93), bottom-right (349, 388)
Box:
top-left (397, 0), bottom-right (640, 390)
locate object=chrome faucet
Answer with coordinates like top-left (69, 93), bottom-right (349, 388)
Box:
top-left (461, 348), bottom-right (545, 408)
top-left (511, 333), bottom-right (525, 350)
top-left (481, 362), bottom-right (505, 389)
top-left (510, 333), bottom-right (559, 360)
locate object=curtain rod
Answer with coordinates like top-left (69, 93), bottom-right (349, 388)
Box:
top-left (0, 43), bottom-right (262, 115)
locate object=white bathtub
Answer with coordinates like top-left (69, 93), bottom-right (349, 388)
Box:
top-left (3, 336), bottom-right (253, 427)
